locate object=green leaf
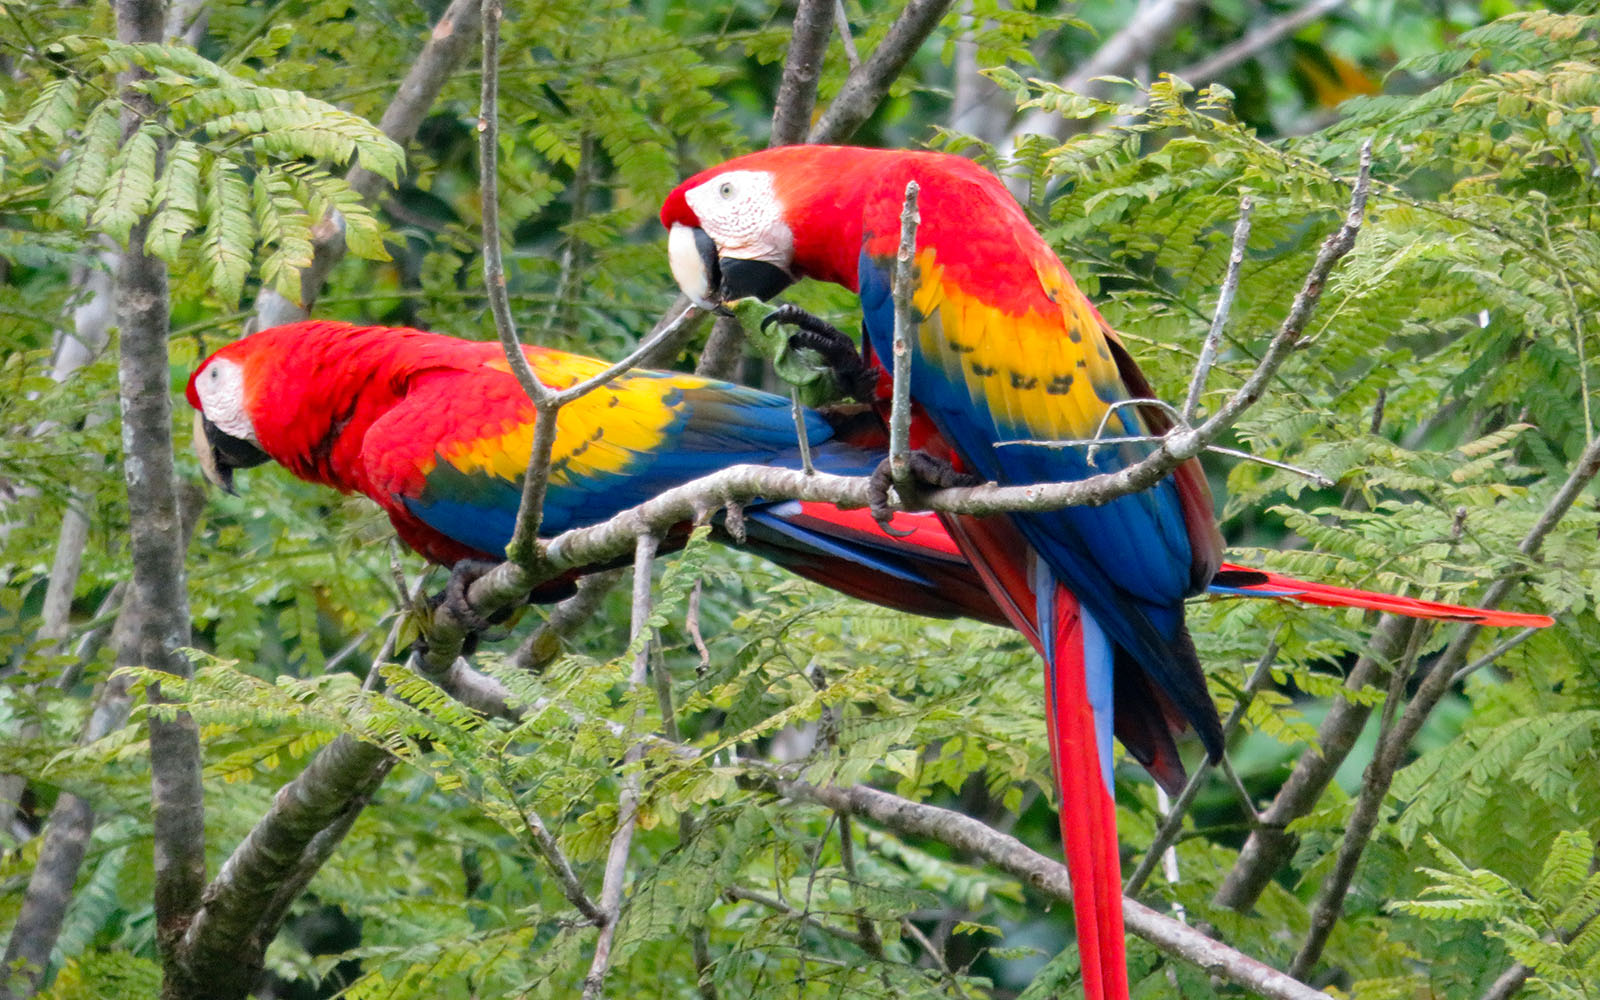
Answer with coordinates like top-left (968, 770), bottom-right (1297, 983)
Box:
top-left (91, 124), bottom-right (160, 246)
top-left (145, 139), bottom-right (201, 262)
top-left (201, 156), bottom-right (254, 304)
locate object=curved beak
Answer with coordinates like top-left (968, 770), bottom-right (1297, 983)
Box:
top-left (667, 223), bottom-right (795, 310)
top-left (192, 410), bottom-right (269, 495)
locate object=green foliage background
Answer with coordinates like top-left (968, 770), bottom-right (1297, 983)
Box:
top-left (3, 0), bottom-right (1599, 997)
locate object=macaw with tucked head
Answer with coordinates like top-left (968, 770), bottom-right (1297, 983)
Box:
top-left (658, 145), bottom-right (1549, 997)
top-left (185, 319), bottom-right (1002, 623)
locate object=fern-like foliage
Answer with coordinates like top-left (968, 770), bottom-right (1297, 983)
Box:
top-left (1396, 832), bottom-right (1600, 998)
top-left (3, 37), bottom-right (401, 303)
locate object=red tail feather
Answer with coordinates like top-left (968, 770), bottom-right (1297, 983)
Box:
top-left (1043, 585), bottom-right (1128, 1000)
top-left (1214, 565), bottom-right (1554, 628)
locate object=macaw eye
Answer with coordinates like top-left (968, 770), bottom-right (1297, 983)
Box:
top-left (718, 181), bottom-right (735, 199)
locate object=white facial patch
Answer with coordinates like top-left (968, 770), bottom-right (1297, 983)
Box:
top-left (684, 169), bottom-right (794, 266)
top-left (193, 358), bottom-right (257, 443)
top-left (667, 223), bottom-right (715, 308)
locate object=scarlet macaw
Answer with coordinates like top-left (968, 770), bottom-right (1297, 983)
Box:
top-left (658, 145), bottom-right (1548, 996)
top-left (185, 319), bottom-right (1001, 623)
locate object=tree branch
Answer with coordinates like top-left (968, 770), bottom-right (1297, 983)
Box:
top-left (888, 181), bottom-right (920, 495)
top-left (1283, 431), bottom-right (1600, 978)
top-left (809, 0), bottom-right (956, 144)
top-left (253, 0), bottom-right (482, 328)
top-left (176, 735), bottom-right (394, 997)
top-left (756, 772), bottom-right (1334, 1000)
top-left (1183, 194), bottom-right (1252, 422)
top-left (113, 0), bottom-right (206, 971)
top-left (770, 0), bottom-right (836, 147)
top-left (1174, 0), bottom-right (1350, 88)
top-left (1212, 613), bottom-right (1412, 910)
top-left (512, 569), bottom-right (626, 672)
top-left (1006, 0), bottom-right (1205, 147)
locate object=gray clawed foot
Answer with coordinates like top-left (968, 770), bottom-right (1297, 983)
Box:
top-left (867, 451), bottom-right (983, 530)
top-left (761, 304), bottom-right (879, 402)
top-left (438, 558), bottom-right (499, 632)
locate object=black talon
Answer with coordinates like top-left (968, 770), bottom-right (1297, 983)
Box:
top-left (762, 304), bottom-right (879, 402)
top-left (867, 450), bottom-right (983, 528)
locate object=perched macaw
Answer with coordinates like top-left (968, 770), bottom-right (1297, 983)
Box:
top-left (659, 145), bottom-right (1550, 997)
top-left (185, 319), bottom-right (1003, 624)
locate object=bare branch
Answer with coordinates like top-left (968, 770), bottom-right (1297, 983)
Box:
top-left (833, 0), bottom-right (860, 69)
top-left (1184, 195), bottom-right (1253, 422)
top-left (724, 884), bottom-right (879, 949)
top-left (512, 569), bottom-right (626, 672)
top-left (253, 0), bottom-right (482, 327)
top-left (1174, 0), bottom-right (1350, 87)
top-left (1449, 625), bottom-right (1539, 686)
top-left (888, 181), bottom-right (920, 495)
top-left (1006, 0), bottom-right (1205, 147)
top-left (757, 773), bottom-right (1334, 1000)
top-left (581, 533), bottom-right (660, 999)
top-left (809, 0), bottom-right (956, 144)
top-left (771, 0), bottom-right (836, 146)
top-left (1479, 963), bottom-right (1532, 1000)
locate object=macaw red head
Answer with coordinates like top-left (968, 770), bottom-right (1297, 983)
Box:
top-left (186, 337), bottom-right (274, 494)
top-left (660, 145), bottom-right (882, 307)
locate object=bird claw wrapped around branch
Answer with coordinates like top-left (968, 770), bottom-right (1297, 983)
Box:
top-left (868, 450), bottom-right (981, 531)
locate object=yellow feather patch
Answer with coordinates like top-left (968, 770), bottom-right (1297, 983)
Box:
top-left (437, 352), bottom-right (682, 486)
top-left (913, 249), bottom-right (1132, 444)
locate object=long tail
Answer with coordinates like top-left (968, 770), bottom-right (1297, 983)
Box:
top-left (1039, 573), bottom-right (1128, 1000)
top-left (1209, 566), bottom-right (1555, 627)
top-left (936, 513), bottom-right (1128, 999)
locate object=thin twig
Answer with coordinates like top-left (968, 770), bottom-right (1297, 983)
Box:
top-left (838, 814), bottom-right (885, 958)
top-left (1174, 0), bottom-right (1350, 86)
top-left (581, 533), bottom-right (660, 999)
top-left (1184, 195), bottom-right (1253, 422)
top-left (725, 885), bottom-right (877, 949)
top-left (888, 181), bottom-right (921, 498)
top-left (1126, 636), bottom-right (1280, 894)
top-left (1449, 625), bottom-right (1539, 686)
top-left (687, 578), bottom-right (712, 675)
top-left (833, 0), bottom-right (860, 69)
top-left (900, 916), bottom-right (965, 996)
top-left (792, 389), bottom-right (816, 475)
top-left (1000, 436), bottom-right (1333, 488)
